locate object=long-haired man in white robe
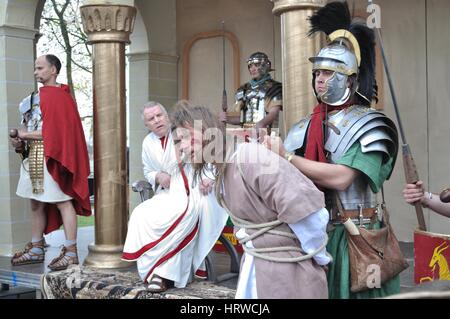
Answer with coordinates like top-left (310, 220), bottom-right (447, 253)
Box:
top-left (122, 101), bottom-right (227, 292)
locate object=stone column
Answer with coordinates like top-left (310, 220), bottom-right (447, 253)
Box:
top-left (80, 4), bottom-right (136, 268)
top-left (0, 25), bottom-right (38, 256)
top-left (271, 0), bottom-right (326, 130)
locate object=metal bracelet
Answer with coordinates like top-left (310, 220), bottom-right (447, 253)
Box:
top-left (284, 151), bottom-right (294, 162)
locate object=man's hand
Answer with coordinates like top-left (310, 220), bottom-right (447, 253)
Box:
top-left (219, 111), bottom-right (228, 123)
top-left (252, 122), bottom-right (268, 141)
top-left (10, 136), bottom-right (24, 151)
top-left (403, 180), bottom-right (425, 206)
top-left (262, 134), bottom-right (286, 158)
top-left (156, 171), bottom-right (171, 189)
top-left (220, 111), bottom-right (241, 125)
top-left (199, 179), bottom-right (214, 195)
top-left (10, 128), bottom-right (24, 152)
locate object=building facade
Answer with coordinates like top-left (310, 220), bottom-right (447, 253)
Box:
top-left (0, 0), bottom-right (449, 256)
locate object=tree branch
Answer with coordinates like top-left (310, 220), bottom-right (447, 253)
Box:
top-left (71, 59), bottom-right (92, 73)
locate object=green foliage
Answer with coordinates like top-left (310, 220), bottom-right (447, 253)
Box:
top-left (77, 215), bottom-right (95, 228)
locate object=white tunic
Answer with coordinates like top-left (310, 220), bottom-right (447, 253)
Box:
top-left (16, 158), bottom-right (72, 202)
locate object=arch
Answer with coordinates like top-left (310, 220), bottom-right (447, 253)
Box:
top-left (34, 0), bottom-right (46, 30)
top-left (129, 3), bottom-right (149, 53)
top-left (0, 0), bottom-right (44, 30)
top-left (182, 30), bottom-right (240, 100)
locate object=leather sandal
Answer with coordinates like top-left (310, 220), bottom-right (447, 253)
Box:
top-left (147, 274), bottom-right (171, 293)
top-left (11, 241), bottom-right (45, 266)
top-left (48, 244), bottom-right (79, 271)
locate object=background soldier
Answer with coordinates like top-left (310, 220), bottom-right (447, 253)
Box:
top-left (219, 52), bottom-right (282, 136)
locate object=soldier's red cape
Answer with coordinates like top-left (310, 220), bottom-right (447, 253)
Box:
top-left (39, 84), bottom-right (92, 234)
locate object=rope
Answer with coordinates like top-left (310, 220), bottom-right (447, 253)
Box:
top-left (219, 196), bottom-right (327, 262)
top-left (218, 146), bottom-right (327, 263)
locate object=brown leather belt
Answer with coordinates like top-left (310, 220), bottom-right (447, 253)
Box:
top-left (331, 207), bottom-right (378, 224)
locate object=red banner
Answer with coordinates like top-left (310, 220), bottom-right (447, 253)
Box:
top-left (414, 229), bottom-right (450, 284)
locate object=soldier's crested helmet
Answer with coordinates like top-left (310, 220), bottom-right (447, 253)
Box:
top-left (246, 52), bottom-right (272, 75)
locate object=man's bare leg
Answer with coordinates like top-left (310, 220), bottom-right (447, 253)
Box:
top-left (48, 200), bottom-right (79, 270)
top-left (57, 200), bottom-right (77, 242)
top-left (30, 199), bottom-right (46, 240)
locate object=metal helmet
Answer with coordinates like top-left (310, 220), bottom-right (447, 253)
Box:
top-left (309, 42), bottom-right (358, 105)
top-left (307, 2), bottom-right (377, 107)
top-left (247, 52), bottom-right (272, 76)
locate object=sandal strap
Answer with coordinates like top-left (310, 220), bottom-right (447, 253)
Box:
top-left (12, 242), bottom-right (44, 258)
top-left (64, 244), bottom-right (77, 253)
top-left (147, 278), bottom-right (168, 291)
top-left (148, 280), bottom-right (163, 287)
top-left (48, 255), bottom-right (79, 268)
top-left (50, 247), bottom-right (69, 263)
top-left (12, 246), bottom-right (45, 264)
top-left (148, 278), bottom-right (163, 285)
top-left (48, 246), bottom-right (79, 269)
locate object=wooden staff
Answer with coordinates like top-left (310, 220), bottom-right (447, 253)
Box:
top-left (369, 0), bottom-right (426, 230)
top-left (221, 21), bottom-right (227, 115)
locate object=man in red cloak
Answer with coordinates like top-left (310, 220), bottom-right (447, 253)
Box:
top-left (10, 54), bottom-right (91, 270)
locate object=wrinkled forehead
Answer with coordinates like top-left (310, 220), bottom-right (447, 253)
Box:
top-left (144, 105), bottom-right (165, 117)
top-left (35, 56), bottom-right (50, 67)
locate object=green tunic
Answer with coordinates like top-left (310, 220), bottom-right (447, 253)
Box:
top-left (326, 143), bottom-right (400, 299)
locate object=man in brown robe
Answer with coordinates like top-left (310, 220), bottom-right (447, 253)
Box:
top-left (172, 104), bottom-right (330, 299)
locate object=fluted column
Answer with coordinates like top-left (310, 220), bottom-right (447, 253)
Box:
top-left (80, 4), bottom-right (136, 268)
top-left (272, 0), bottom-right (326, 131)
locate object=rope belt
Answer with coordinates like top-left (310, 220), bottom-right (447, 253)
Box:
top-left (219, 197), bottom-right (327, 262)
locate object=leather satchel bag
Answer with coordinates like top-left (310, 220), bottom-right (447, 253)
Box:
top-left (341, 190), bottom-right (409, 293)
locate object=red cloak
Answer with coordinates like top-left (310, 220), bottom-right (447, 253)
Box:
top-left (39, 84), bottom-right (92, 234)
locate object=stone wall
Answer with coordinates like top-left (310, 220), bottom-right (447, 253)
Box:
top-left (0, 1), bottom-right (40, 255)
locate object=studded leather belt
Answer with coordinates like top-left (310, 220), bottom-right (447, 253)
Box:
top-left (331, 206), bottom-right (378, 225)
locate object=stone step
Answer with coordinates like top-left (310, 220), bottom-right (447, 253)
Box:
top-left (42, 265), bottom-right (236, 299)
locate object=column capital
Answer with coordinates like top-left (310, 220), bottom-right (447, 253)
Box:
top-left (271, 0), bottom-right (326, 16)
top-left (80, 4), bottom-right (137, 44)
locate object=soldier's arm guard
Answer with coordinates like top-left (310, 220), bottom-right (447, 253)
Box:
top-left (325, 107), bottom-right (399, 178)
top-left (264, 81), bottom-right (283, 112)
top-left (284, 117), bottom-right (312, 153)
